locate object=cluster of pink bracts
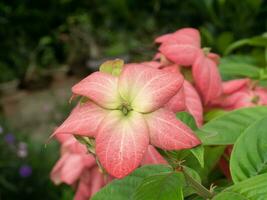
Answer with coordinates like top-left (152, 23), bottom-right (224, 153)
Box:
top-left (50, 28), bottom-right (267, 200)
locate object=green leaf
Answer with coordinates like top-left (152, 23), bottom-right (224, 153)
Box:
top-left (133, 172), bottom-right (184, 200)
top-left (219, 57), bottom-right (260, 80)
top-left (196, 106), bottom-right (267, 145)
top-left (182, 166), bottom-right (202, 197)
top-left (190, 146), bottom-right (205, 168)
top-left (224, 34), bottom-right (267, 55)
top-left (204, 109), bottom-right (226, 122)
top-left (213, 173), bottom-right (267, 199)
top-left (230, 116), bottom-right (267, 183)
top-left (185, 146), bottom-right (225, 185)
top-left (176, 112), bottom-right (204, 167)
top-left (176, 112), bottom-right (198, 130)
top-left (99, 59), bottom-right (124, 76)
top-left (91, 165), bottom-right (172, 200)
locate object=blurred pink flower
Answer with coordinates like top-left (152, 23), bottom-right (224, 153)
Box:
top-left (211, 79), bottom-right (267, 110)
top-left (50, 134), bottom-right (109, 200)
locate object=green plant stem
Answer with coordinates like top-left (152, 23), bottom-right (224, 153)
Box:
top-left (182, 168), bottom-right (214, 199)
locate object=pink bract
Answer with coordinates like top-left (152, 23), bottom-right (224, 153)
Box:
top-left (192, 51), bottom-right (223, 105)
top-left (156, 28), bottom-right (201, 66)
top-left (50, 135), bottom-right (109, 200)
top-left (53, 64), bottom-right (201, 178)
top-left (212, 79), bottom-right (267, 110)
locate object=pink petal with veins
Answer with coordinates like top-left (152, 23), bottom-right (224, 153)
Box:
top-left (72, 72), bottom-right (121, 109)
top-left (53, 102), bottom-right (107, 137)
top-left (141, 61), bottom-right (161, 69)
top-left (145, 108), bottom-right (201, 150)
top-left (192, 51), bottom-right (223, 105)
top-left (119, 64), bottom-right (183, 113)
top-left (141, 145), bottom-right (167, 165)
top-left (183, 80), bottom-right (203, 127)
top-left (159, 43), bottom-right (200, 66)
top-left (96, 110), bottom-right (149, 178)
top-left (165, 85), bottom-right (186, 112)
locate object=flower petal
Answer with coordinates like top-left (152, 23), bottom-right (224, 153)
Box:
top-left (183, 80), bottom-right (203, 127)
top-left (96, 110), bottom-right (149, 178)
top-left (159, 43), bottom-right (200, 66)
top-left (50, 154), bottom-right (69, 185)
top-left (61, 154), bottom-right (84, 184)
top-left (119, 64), bottom-right (183, 113)
top-left (145, 108), bottom-right (201, 150)
top-left (141, 145), bottom-right (167, 165)
top-left (156, 28), bottom-right (200, 47)
top-left (90, 167), bottom-right (105, 196)
top-left (222, 79), bottom-right (249, 95)
top-left (192, 51), bottom-right (223, 105)
top-left (53, 102), bottom-right (107, 137)
top-left (165, 85), bottom-right (186, 112)
top-left (74, 170), bottom-right (92, 200)
top-left (155, 33), bottom-right (174, 43)
top-left (256, 87), bottom-right (267, 105)
top-left (72, 72), bottom-right (121, 109)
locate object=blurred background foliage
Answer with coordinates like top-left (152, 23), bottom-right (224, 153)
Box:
top-left (0, 0), bottom-right (266, 84)
top-left (0, 0), bottom-right (267, 199)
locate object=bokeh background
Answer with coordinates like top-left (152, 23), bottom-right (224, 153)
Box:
top-left (0, 0), bottom-right (266, 199)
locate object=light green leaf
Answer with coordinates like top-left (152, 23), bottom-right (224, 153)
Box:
top-left (196, 106), bottom-right (267, 145)
top-left (204, 109), bottom-right (226, 122)
top-left (230, 116), bottom-right (267, 183)
top-left (91, 165), bottom-right (172, 200)
top-left (133, 172), bottom-right (184, 200)
top-left (213, 173), bottom-right (267, 200)
top-left (99, 59), bottom-right (124, 76)
top-left (190, 145), bottom-right (205, 168)
top-left (219, 58), bottom-right (260, 80)
top-left (176, 112), bottom-right (204, 167)
top-left (224, 34), bottom-right (267, 55)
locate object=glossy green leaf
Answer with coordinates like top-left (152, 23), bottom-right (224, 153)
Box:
top-left (230, 116), bottom-right (267, 183)
top-left (185, 146), bottom-right (225, 185)
top-left (176, 112), bottom-right (204, 167)
top-left (176, 112), bottom-right (198, 131)
top-left (133, 172), bottom-right (184, 200)
top-left (213, 173), bottom-right (267, 200)
top-left (91, 165), bottom-right (172, 200)
top-left (196, 106), bottom-right (267, 145)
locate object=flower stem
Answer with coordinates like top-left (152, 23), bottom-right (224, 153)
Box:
top-left (182, 167), bottom-right (215, 199)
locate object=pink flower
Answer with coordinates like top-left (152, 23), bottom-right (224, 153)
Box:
top-left (141, 61), bottom-right (203, 127)
top-left (50, 134), bottom-right (108, 200)
top-left (141, 145), bottom-right (167, 165)
top-left (155, 28), bottom-right (223, 105)
top-left (156, 28), bottom-right (201, 66)
top-left (211, 78), bottom-right (267, 110)
top-left (53, 64), bottom-right (201, 178)
top-left (192, 51), bottom-right (223, 105)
